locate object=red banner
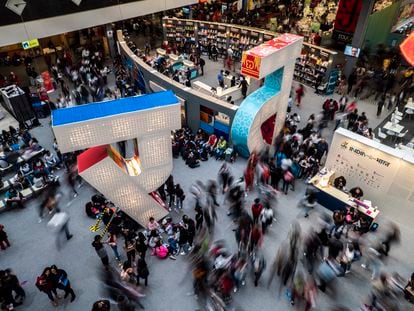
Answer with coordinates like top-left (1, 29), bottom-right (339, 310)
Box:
top-left (41, 71), bottom-right (54, 93)
top-left (241, 53), bottom-right (261, 79)
top-left (334, 0), bottom-right (363, 33)
top-left (400, 32), bottom-right (414, 67)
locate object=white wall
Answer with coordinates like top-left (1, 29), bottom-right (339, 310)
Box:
top-left (0, 0), bottom-right (196, 47)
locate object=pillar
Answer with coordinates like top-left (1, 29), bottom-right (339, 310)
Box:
top-left (343, 0), bottom-right (376, 77)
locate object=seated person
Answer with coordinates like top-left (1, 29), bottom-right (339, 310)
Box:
top-left (32, 172), bottom-right (45, 188)
top-left (4, 186), bottom-right (24, 209)
top-left (32, 159), bottom-right (50, 178)
top-left (10, 171), bottom-right (31, 189)
top-left (147, 217), bottom-right (160, 233)
top-left (404, 273), bottom-right (414, 302)
top-left (186, 151), bottom-right (200, 168)
top-left (44, 150), bottom-right (60, 169)
top-left (349, 186), bottom-right (363, 199)
top-left (333, 176), bottom-right (347, 190)
top-left (203, 134), bottom-right (218, 154)
top-left (0, 147), bottom-right (20, 169)
top-left (20, 163), bottom-right (32, 177)
top-left (21, 138), bottom-right (42, 160)
top-left (215, 136), bottom-right (227, 160)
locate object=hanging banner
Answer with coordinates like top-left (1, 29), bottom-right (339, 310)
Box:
top-left (41, 71), bottom-right (54, 93)
top-left (332, 0), bottom-right (363, 44)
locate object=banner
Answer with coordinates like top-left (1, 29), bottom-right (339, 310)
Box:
top-left (41, 71), bottom-right (54, 93)
top-left (333, 0), bottom-right (363, 44)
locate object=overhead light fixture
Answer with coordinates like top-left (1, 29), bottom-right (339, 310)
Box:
top-left (5, 0), bottom-right (27, 16)
top-left (71, 0), bottom-right (82, 5)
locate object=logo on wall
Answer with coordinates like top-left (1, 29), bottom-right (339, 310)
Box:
top-left (339, 140), bottom-right (391, 167)
top-left (241, 53), bottom-right (261, 79)
top-left (400, 32), bottom-right (414, 67)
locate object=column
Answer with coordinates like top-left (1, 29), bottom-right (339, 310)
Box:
top-left (343, 0), bottom-right (376, 77)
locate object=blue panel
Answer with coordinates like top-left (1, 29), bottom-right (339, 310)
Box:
top-left (200, 121), bottom-right (214, 134)
top-left (52, 90), bottom-right (178, 126)
top-left (231, 68), bottom-right (284, 158)
top-left (214, 121), bottom-right (230, 134)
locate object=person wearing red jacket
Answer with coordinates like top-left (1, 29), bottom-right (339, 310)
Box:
top-left (251, 198), bottom-right (263, 224)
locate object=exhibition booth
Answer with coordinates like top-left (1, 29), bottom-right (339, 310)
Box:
top-left (311, 128), bottom-right (414, 224)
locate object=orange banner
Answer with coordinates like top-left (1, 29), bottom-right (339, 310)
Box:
top-left (241, 53), bottom-right (261, 79)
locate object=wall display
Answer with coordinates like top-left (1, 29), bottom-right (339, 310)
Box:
top-left (52, 91), bottom-right (181, 227)
top-left (392, 2), bottom-right (414, 32)
top-left (344, 45), bottom-right (360, 57)
top-left (332, 0), bottom-right (363, 44)
top-left (326, 128), bottom-right (414, 207)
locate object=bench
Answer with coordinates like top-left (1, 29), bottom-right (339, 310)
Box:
top-left (0, 148), bottom-right (46, 174)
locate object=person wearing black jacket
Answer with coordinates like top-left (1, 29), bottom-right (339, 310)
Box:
top-left (50, 265), bottom-right (76, 302)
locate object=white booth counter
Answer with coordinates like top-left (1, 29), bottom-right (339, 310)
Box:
top-left (310, 169), bottom-right (380, 222)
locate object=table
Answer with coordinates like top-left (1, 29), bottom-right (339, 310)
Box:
top-left (383, 121), bottom-right (404, 134)
top-left (404, 101), bottom-right (414, 111)
top-left (310, 171), bottom-right (380, 223)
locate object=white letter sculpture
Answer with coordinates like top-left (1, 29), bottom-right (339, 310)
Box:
top-left (52, 91), bottom-right (181, 226)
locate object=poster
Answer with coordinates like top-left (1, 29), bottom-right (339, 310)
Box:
top-left (332, 0), bottom-right (363, 44)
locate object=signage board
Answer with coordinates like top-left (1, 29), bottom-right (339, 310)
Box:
top-left (241, 53), bottom-right (261, 79)
top-left (22, 39), bottom-right (39, 49)
top-left (332, 0), bottom-right (363, 44)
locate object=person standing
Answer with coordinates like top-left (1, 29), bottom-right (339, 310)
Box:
top-left (251, 198), bottom-right (264, 224)
top-left (36, 268), bottom-right (59, 307)
top-left (199, 57), bottom-right (205, 76)
top-left (175, 184), bottom-right (185, 210)
top-left (377, 95), bottom-right (385, 117)
top-left (217, 70), bottom-right (224, 88)
top-left (218, 163), bottom-right (231, 194)
top-left (47, 207), bottom-right (73, 250)
top-left (136, 257), bottom-right (149, 286)
top-left (50, 265), bottom-right (76, 302)
top-left (0, 224), bottom-right (10, 250)
top-left (106, 231), bottom-right (121, 262)
top-left (92, 235), bottom-right (110, 270)
top-left (295, 84), bottom-right (305, 106)
top-left (239, 76), bottom-right (248, 99)
top-left (195, 207), bottom-right (204, 231)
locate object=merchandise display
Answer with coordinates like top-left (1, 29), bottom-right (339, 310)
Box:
top-left (163, 17), bottom-right (340, 92)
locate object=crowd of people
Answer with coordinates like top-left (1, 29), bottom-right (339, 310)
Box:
top-left (172, 127), bottom-right (235, 168)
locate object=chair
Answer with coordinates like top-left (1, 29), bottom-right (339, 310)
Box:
top-left (377, 129), bottom-right (387, 140)
top-left (394, 108), bottom-right (403, 116)
top-left (396, 130), bottom-right (408, 143)
top-left (405, 108), bottom-right (414, 120)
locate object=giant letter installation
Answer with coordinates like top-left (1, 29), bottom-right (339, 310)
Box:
top-left (52, 91), bottom-right (181, 226)
top-left (231, 33), bottom-right (303, 158)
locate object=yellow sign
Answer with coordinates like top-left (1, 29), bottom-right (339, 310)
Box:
top-left (22, 39), bottom-right (39, 50)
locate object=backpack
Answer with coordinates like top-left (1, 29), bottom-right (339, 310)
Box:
top-left (156, 245), bottom-right (168, 259)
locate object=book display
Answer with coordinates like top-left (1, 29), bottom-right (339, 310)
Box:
top-left (294, 44), bottom-right (339, 90)
top-left (162, 18), bottom-right (339, 93)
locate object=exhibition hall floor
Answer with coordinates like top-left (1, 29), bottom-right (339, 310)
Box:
top-left (1, 86), bottom-right (414, 310)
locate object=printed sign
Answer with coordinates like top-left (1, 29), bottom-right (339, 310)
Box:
top-left (241, 53), bottom-right (261, 79)
top-left (22, 39), bottom-right (39, 50)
